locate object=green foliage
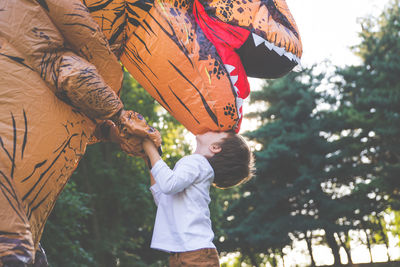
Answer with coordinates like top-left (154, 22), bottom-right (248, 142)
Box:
top-left (216, 1), bottom-right (400, 265)
top-left (41, 181), bottom-right (94, 266)
top-left (216, 68), bottom-right (348, 265)
top-left (327, 0), bottom-right (400, 241)
top-left (389, 210), bottom-right (400, 247)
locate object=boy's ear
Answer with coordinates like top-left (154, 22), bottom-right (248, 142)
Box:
top-left (209, 143), bottom-right (222, 154)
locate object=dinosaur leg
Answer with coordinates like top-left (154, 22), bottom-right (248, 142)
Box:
top-left (30, 244), bottom-right (48, 267)
top-left (0, 181), bottom-right (34, 266)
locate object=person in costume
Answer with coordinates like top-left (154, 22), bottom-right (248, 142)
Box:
top-left (0, 1), bottom-right (160, 266)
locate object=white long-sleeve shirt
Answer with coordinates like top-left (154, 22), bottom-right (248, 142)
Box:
top-left (150, 154), bottom-right (216, 252)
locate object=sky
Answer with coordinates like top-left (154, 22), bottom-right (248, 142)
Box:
top-left (243, 0), bottom-right (392, 131)
top-left (286, 0), bottom-right (390, 67)
top-left (249, 0), bottom-right (391, 91)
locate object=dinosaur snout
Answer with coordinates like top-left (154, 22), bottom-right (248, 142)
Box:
top-left (237, 32), bottom-right (300, 79)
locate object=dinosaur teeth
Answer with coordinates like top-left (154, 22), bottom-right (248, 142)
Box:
top-left (230, 75), bottom-right (238, 85)
top-left (252, 33), bottom-right (265, 47)
top-left (293, 57), bottom-right (303, 69)
top-left (224, 64), bottom-right (235, 75)
top-left (225, 64), bottom-right (240, 96)
top-left (294, 56), bottom-right (301, 65)
top-left (251, 33), bottom-right (301, 65)
top-left (273, 46), bottom-right (285, 56)
top-left (233, 85), bottom-right (243, 119)
top-left (225, 33), bottom-right (302, 121)
top-left (236, 96), bottom-right (243, 119)
top-left (284, 52), bottom-right (293, 61)
top-left (264, 40), bottom-right (274, 51)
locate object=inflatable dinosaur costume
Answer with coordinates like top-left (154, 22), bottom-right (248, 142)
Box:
top-left (0, 0), bottom-right (301, 265)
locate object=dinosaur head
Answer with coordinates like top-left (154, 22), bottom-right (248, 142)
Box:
top-left (199, 0), bottom-right (302, 78)
top-left (85, 0), bottom-right (302, 134)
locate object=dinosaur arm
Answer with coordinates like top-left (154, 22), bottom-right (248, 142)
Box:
top-left (39, 0), bottom-right (124, 94)
top-left (15, 0), bottom-right (125, 120)
top-left (56, 51), bottom-right (123, 120)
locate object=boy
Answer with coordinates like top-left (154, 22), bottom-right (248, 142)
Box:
top-left (143, 131), bottom-right (253, 267)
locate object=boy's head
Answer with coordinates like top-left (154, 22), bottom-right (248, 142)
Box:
top-left (195, 131), bottom-right (254, 189)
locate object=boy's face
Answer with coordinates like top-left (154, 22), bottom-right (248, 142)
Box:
top-left (195, 131), bottom-right (229, 157)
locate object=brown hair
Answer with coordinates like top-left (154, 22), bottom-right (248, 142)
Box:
top-left (207, 132), bottom-right (254, 189)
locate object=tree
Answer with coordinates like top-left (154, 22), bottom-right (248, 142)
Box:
top-left (325, 1), bottom-right (400, 262)
top-left (331, 0), bottom-right (400, 209)
top-left (41, 181), bottom-right (94, 266)
top-left (217, 67), bottom-right (353, 266)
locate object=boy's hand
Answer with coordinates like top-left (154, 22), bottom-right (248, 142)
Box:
top-left (143, 138), bottom-right (155, 152)
top-left (143, 138), bottom-right (162, 167)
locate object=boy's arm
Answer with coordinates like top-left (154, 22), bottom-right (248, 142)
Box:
top-left (143, 139), bottom-right (200, 195)
top-left (143, 141), bottom-right (161, 204)
top-left (150, 172), bottom-right (156, 187)
top-left (143, 139), bottom-right (162, 167)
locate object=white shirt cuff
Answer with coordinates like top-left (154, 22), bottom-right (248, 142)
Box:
top-left (150, 183), bottom-right (161, 194)
top-left (151, 159), bottom-right (167, 178)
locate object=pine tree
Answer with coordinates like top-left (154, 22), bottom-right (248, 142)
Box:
top-left (218, 67), bottom-right (351, 266)
top-left (326, 1), bottom-right (400, 256)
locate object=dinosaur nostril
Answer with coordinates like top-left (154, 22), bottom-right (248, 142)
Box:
top-left (264, 0), bottom-right (299, 39)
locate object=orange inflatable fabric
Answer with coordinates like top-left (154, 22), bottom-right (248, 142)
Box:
top-left (0, 0), bottom-right (124, 265)
top-left (86, 0), bottom-right (302, 134)
top-left (0, 0), bottom-right (302, 265)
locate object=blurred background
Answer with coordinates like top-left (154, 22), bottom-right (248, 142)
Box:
top-left (41, 0), bottom-right (400, 266)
